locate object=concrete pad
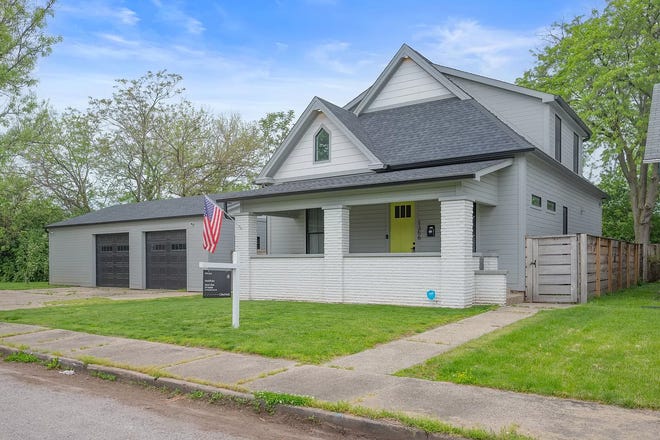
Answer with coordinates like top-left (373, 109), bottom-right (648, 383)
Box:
top-left (359, 376), bottom-right (660, 440)
top-left (79, 340), bottom-right (217, 368)
top-left (2, 329), bottom-right (82, 346)
top-left (164, 353), bottom-right (297, 385)
top-left (327, 340), bottom-right (449, 374)
top-left (19, 333), bottom-right (116, 354)
top-left (0, 322), bottom-right (47, 337)
top-left (247, 365), bottom-right (401, 402)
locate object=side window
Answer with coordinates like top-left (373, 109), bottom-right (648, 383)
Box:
top-left (531, 194), bottom-right (542, 208)
top-left (573, 132), bottom-right (580, 173)
top-left (314, 128), bottom-right (330, 162)
top-left (554, 115), bottom-right (562, 162)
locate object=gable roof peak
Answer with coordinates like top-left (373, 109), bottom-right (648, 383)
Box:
top-left (352, 43), bottom-right (471, 115)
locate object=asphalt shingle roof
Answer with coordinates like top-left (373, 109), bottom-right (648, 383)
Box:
top-left (47, 194), bottom-right (222, 228)
top-left (216, 159), bottom-right (509, 202)
top-left (320, 97), bottom-right (533, 168)
top-left (644, 83), bottom-right (660, 163)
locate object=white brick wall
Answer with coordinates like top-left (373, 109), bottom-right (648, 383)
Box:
top-left (323, 206), bottom-right (350, 301)
top-left (440, 199), bottom-right (475, 308)
top-left (343, 256), bottom-right (442, 306)
top-left (475, 272), bottom-right (507, 305)
top-left (250, 256), bottom-right (325, 301)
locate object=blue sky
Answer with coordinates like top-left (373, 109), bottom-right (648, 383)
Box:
top-left (35, 0), bottom-right (605, 121)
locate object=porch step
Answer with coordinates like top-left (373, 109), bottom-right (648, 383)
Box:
top-left (506, 291), bottom-right (525, 305)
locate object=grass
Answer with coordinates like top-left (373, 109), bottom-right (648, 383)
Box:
top-left (0, 296), bottom-right (490, 363)
top-left (0, 282), bottom-right (65, 290)
top-left (398, 282), bottom-right (660, 409)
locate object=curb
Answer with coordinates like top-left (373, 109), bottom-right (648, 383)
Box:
top-left (0, 345), bottom-right (459, 440)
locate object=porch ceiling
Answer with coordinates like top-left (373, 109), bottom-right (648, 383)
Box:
top-left (217, 159), bottom-right (511, 202)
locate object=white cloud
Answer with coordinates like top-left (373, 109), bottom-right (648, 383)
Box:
top-left (308, 41), bottom-right (376, 75)
top-left (414, 19), bottom-right (542, 82)
top-left (117, 7), bottom-right (139, 25)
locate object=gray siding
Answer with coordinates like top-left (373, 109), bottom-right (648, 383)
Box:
top-left (268, 213), bottom-right (306, 254)
top-left (415, 200), bottom-right (442, 252)
top-left (526, 155), bottom-right (602, 237)
top-left (550, 110), bottom-right (583, 174)
top-left (449, 76), bottom-right (546, 150)
top-left (49, 216), bottom-right (230, 291)
top-left (349, 204), bottom-right (388, 253)
top-left (476, 161), bottom-right (524, 290)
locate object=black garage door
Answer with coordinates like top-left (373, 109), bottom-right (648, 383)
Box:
top-left (96, 233), bottom-right (129, 287)
top-left (146, 230), bottom-right (187, 290)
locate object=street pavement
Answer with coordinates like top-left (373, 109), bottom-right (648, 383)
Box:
top-left (1, 304), bottom-right (658, 440)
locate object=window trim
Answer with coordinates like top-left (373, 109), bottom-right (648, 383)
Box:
top-left (313, 126), bottom-right (330, 163)
top-left (573, 132), bottom-right (580, 173)
top-left (531, 194), bottom-right (542, 208)
top-left (554, 115), bottom-right (562, 162)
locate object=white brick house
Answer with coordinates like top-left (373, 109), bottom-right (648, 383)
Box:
top-left (219, 44), bottom-right (606, 308)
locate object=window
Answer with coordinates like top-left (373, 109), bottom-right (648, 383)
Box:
top-left (116, 245), bottom-right (129, 252)
top-left (306, 208), bottom-right (324, 254)
top-left (531, 194), bottom-right (542, 208)
top-left (573, 132), bottom-right (580, 173)
top-left (393, 204), bottom-right (412, 218)
top-left (314, 128), bottom-right (330, 162)
top-left (151, 244), bottom-right (166, 251)
top-left (563, 206), bottom-right (568, 234)
top-left (171, 243), bottom-right (186, 251)
top-left (555, 115), bottom-right (562, 161)
top-left (547, 200), bottom-right (556, 212)
top-left (100, 245), bottom-right (113, 252)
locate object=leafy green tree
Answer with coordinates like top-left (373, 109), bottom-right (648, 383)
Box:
top-left (599, 167), bottom-right (660, 242)
top-left (16, 107), bottom-right (107, 215)
top-left (90, 70), bottom-right (182, 202)
top-left (0, 0), bottom-right (59, 124)
top-left (0, 173), bottom-right (64, 281)
top-left (518, 0), bottom-right (660, 244)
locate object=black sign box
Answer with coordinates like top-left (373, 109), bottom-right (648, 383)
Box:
top-left (203, 270), bottom-right (232, 298)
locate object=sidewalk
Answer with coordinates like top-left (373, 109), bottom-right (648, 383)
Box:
top-left (1, 307), bottom-right (657, 440)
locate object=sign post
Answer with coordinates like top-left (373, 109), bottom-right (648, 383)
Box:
top-left (199, 251), bottom-right (240, 328)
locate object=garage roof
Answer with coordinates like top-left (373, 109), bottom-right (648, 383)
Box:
top-left (47, 194), bottom-right (223, 229)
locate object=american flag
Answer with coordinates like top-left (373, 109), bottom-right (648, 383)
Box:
top-left (203, 196), bottom-right (224, 253)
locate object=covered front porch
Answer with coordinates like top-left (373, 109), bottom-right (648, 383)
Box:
top-left (227, 166), bottom-right (510, 308)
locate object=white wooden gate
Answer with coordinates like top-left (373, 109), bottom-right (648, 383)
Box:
top-left (526, 235), bottom-right (578, 303)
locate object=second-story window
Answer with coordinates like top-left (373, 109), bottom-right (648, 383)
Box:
top-left (314, 128), bottom-right (330, 162)
top-left (555, 115), bottom-right (562, 162)
top-left (573, 132), bottom-right (580, 173)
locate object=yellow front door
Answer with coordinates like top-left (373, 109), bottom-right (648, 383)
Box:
top-left (390, 202), bottom-right (416, 253)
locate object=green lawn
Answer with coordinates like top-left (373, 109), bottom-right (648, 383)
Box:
top-left (0, 297), bottom-right (490, 363)
top-left (0, 282), bottom-right (61, 290)
top-left (398, 283), bottom-right (660, 409)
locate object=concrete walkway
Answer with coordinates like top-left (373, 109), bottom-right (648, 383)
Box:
top-left (1, 307), bottom-right (658, 440)
top-left (325, 307), bottom-right (538, 374)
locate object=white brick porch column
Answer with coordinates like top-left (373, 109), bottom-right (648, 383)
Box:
top-left (235, 213), bottom-right (257, 299)
top-left (323, 206), bottom-right (350, 302)
top-left (440, 199), bottom-right (475, 308)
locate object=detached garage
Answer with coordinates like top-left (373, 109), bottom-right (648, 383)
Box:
top-left (47, 195), bottom-right (236, 291)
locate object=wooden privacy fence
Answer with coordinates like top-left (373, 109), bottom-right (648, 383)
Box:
top-left (526, 234), bottom-right (650, 303)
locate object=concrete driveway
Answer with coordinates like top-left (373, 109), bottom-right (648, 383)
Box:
top-left (0, 287), bottom-right (198, 311)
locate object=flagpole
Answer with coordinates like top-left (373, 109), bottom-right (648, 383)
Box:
top-left (231, 251), bottom-right (240, 329)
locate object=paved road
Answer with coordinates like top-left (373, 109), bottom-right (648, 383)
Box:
top-left (0, 361), bottom-right (364, 440)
